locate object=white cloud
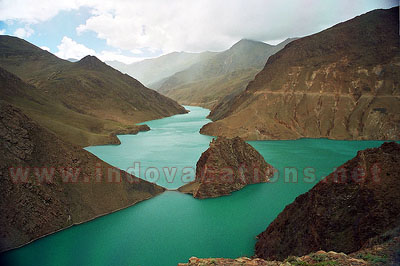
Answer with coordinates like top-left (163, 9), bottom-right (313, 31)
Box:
top-left (1, 0), bottom-right (398, 53)
top-left (55, 36), bottom-right (96, 60)
top-left (74, 0), bottom-right (399, 53)
top-left (13, 26), bottom-right (34, 38)
top-left (0, 29), bottom-right (6, 35)
top-left (54, 36), bottom-right (148, 63)
top-left (131, 49), bottom-right (143, 55)
top-left (40, 46), bottom-right (51, 52)
top-left (0, 0), bottom-right (84, 23)
top-left (98, 50), bottom-right (150, 64)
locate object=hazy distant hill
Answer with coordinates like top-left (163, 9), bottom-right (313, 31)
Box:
top-left (201, 7), bottom-right (400, 141)
top-left (0, 35), bottom-right (187, 147)
top-left (106, 51), bottom-right (216, 86)
top-left (157, 39), bottom-right (295, 108)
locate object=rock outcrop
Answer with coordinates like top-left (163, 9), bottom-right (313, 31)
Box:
top-left (178, 230), bottom-right (400, 265)
top-left (0, 103), bottom-right (165, 252)
top-left (178, 137), bottom-right (274, 198)
top-left (178, 251), bottom-right (369, 266)
top-left (201, 7), bottom-right (400, 140)
top-left (255, 142), bottom-right (400, 260)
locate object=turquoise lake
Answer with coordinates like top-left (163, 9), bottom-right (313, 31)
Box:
top-left (0, 106), bottom-right (389, 266)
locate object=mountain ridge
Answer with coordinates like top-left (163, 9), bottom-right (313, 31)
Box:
top-left (106, 50), bottom-right (217, 86)
top-left (201, 7), bottom-right (400, 140)
top-left (157, 38), bottom-right (295, 108)
top-left (255, 142), bottom-right (400, 260)
top-left (0, 102), bottom-right (165, 252)
top-left (0, 35), bottom-right (187, 147)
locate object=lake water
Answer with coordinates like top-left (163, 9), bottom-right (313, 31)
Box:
top-left (0, 106), bottom-right (389, 266)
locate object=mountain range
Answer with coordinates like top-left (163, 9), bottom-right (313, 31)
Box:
top-left (106, 51), bottom-right (216, 86)
top-left (156, 38), bottom-right (296, 108)
top-left (201, 7), bottom-right (400, 140)
top-left (0, 35), bottom-right (186, 251)
top-left (0, 36), bottom-right (186, 147)
top-left (109, 38), bottom-right (296, 109)
top-left (1, 5), bottom-right (399, 260)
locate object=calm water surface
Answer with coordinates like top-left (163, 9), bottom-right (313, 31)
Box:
top-left (1, 106), bottom-right (388, 266)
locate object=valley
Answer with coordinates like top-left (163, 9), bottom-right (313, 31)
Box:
top-left (0, 36), bottom-right (187, 147)
top-left (200, 7), bottom-right (400, 141)
top-left (1, 106), bottom-right (394, 266)
top-left (0, 3), bottom-right (399, 266)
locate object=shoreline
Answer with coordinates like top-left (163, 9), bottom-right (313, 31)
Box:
top-left (0, 190), bottom-right (165, 254)
top-left (85, 108), bottom-right (191, 148)
top-left (1, 108), bottom-right (198, 252)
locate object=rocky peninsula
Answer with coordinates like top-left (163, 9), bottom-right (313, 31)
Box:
top-left (179, 136), bottom-right (274, 198)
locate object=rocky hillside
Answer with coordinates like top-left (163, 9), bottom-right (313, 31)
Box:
top-left (201, 7), bottom-right (400, 140)
top-left (180, 231), bottom-right (400, 265)
top-left (178, 142), bottom-right (400, 265)
top-left (178, 250), bottom-right (370, 266)
top-left (0, 103), bottom-right (165, 252)
top-left (157, 39), bottom-right (295, 108)
top-left (255, 142), bottom-right (400, 260)
top-left (178, 137), bottom-right (274, 198)
top-left (179, 238), bottom-right (400, 266)
top-left (0, 66), bottom-right (140, 147)
top-left (0, 36), bottom-right (187, 147)
top-left (107, 51), bottom-right (216, 86)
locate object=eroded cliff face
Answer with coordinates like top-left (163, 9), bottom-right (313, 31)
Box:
top-left (255, 142), bottom-right (400, 261)
top-left (202, 7), bottom-right (400, 140)
top-left (178, 137), bottom-right (274, 198)
top-left (0, 103), bottom-right (165, 252)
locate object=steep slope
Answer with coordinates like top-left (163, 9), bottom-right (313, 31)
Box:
top-left (0, 66), bottom-right (150, 147)
top-left (107, 51), bottom-right (216, 86)
top-left (255, 142), bottom-right (400, 260)
top-left (0, 65), bottom-right (154, 146)
top-left (158, 39), bottom-right (294, 108)
top-left (0, 103), bottom-right (165, 252)
top-left (179, 137), bottom-right (273, 198)
top-left (0, 35), bottom-right (187, 146)
top-left (201, 7), bottom-right (400, 140)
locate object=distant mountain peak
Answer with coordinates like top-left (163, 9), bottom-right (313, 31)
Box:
top-left (77, 55), bottom-right (107, 70)
top-left (237, 38), bottom-right (257, 43)
top-left (78, 55), bottom-right (102, 64)
top-left (231, 38), bottom-right (272, 50)
top-left (235, 38), bottom-right (259, 45)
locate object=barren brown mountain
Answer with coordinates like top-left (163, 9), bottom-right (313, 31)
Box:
top-left (201, 7), bottom-right (400, 140)
top-left (255, 142), bottom-right (400, 260)
top-left (0, 102), bottom-right (165, 252)
top-left (0, 35), bottom-right (187, 147)
top-left (0, 37), bottom-right (180, 252)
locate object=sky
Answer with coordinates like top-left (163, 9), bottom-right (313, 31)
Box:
top-left (0, 0), bottom-right (398, 64)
